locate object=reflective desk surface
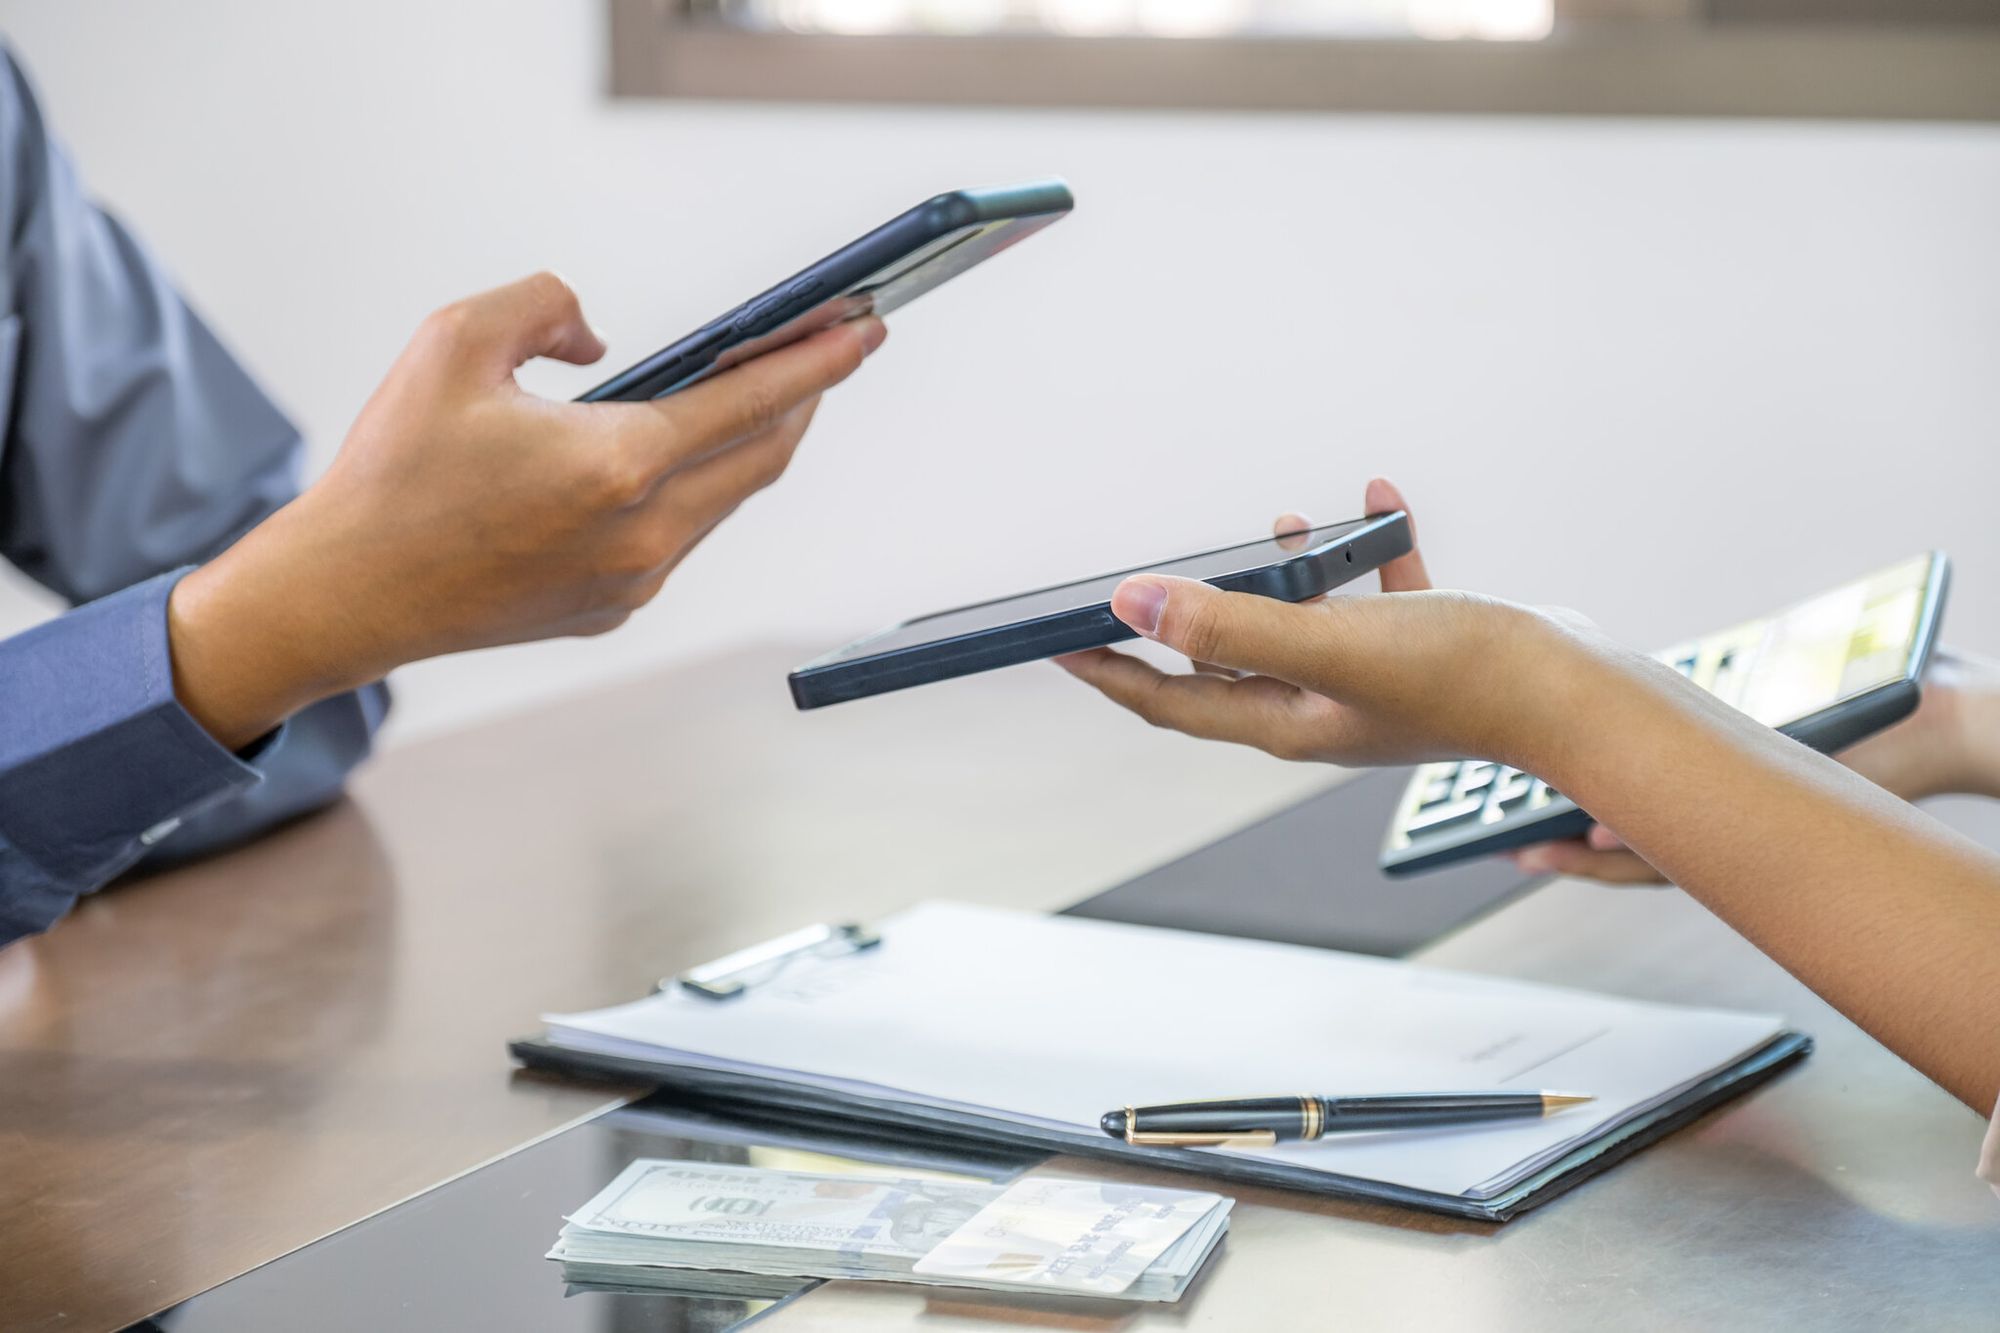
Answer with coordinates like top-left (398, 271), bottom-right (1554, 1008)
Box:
top-left (0, 643), bottom-right (1330, 1331)
top-left (3, 645), bottom-right (1997, 1331)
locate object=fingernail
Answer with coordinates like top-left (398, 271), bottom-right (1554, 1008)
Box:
top-left (1115, 577), bottom-right (1169, 638)
top-left (857, 317), bottom-right (888, 356)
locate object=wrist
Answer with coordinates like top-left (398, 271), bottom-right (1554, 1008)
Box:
top-left (1492, 615), bottom-right (1674, 792)
top-left (1946, 674), bottom-right (2000, 800)
top-left (1875, 655), bottom-right (2000, 802)
top-left (167, 497), bottom-right (388, 749)
top-left (1904, 674), bottom-right (1971, 801)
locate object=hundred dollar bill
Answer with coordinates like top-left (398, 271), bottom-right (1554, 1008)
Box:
top-left (563, 1160), bottom-right (998, 1262)
top-left (551, 1160), bottom-right (1232, 1302)
top-left (911, 1176), bottom-right (1232, 1297)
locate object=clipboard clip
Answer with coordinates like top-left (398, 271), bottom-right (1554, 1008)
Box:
top-left (664, 921), bottom-right (881, 1001)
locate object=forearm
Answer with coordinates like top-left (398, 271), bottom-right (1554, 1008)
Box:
top-left (1063, 494), bottom-right (2000, 1115)
top-left (1535, 644), bottom-right (2000, 1114)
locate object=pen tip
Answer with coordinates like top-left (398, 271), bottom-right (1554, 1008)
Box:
top-left (1541, 1092), bottom-right (1596, 1115)
top-left (1100, 1110), bottom-right (1128, 1139)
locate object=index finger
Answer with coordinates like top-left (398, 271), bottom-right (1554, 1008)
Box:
top-left (613, 317), bottom-right (885, 476)
top-left (423, 271), bottom-right (607, 380)
top-left (1273, 511), bottom-right (1314, 553)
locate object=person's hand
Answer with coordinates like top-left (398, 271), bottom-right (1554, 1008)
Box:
top-left (1057, 478), bottom-right (1606, 773)
top-left (1837, 649), bottom-right (2000, 801)
top-left (1510, 648), bottom-right (2000, 883)
top-left (168, 272), bottom-right (885, 748)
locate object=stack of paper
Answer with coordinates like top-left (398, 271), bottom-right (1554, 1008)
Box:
top-left (549, 1160), bottom-right (1231, 1302)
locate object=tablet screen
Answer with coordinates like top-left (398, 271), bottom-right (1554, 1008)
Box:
top-left (1659, 554), bottom-right (1936, 728)
top-left (828, 518), bottom-right (1380, 662)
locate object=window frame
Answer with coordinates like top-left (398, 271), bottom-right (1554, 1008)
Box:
top-left (609, 0), bottom-right (2000, 119)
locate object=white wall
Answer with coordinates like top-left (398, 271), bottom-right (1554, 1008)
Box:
top-left (2, 1), bottom-right (1996, 743)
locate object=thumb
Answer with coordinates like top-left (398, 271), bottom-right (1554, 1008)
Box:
top-left (1586, 823), bottom-right (1628, 851)
top-left (1111, 575), bottom-right (1327, 685)
top-left (426, 271), bottom-right (607, 380)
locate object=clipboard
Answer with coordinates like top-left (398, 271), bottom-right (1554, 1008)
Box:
top-left (510, 904), bottom-right (1810, 1223)
top-left (665, 921), bottom-right (880, 1000)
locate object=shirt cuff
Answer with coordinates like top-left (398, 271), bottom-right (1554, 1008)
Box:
top-left (0, 568), bottom-right (270, 886)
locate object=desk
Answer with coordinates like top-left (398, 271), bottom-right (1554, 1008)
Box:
top-left (3, 645), bottom-right (1996, 1331)
top-left (0, 644), bottom-right (1328, 1331)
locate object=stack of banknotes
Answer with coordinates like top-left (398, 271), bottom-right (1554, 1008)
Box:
top-left (549, 1159), bottom-right (1232, 1302)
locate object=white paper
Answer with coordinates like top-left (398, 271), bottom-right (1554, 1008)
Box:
top-left (547, 902), bottom-right (1783, 1199)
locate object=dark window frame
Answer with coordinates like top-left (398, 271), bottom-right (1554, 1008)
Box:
top-left (609, 0), bottom-right (2000, 120)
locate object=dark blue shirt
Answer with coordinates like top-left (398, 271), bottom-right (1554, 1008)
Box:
top-left (0, 49), bottom-right (386, 946)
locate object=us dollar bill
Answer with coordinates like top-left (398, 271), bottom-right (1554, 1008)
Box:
top-left (568, 1160), bottom-right (999, 1260)
top-left (911, 1176), bottom-right (1232, 1296)
top-left (552, 1160), bottom-right (1231, 1302)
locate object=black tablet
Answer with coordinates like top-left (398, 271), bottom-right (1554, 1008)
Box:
top-left (789, 511), bottom-right (1413, 710)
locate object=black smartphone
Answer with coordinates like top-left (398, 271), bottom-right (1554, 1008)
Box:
top-left (577, 180), bottom-right (1073, 403)
top-left (788, 512), bottom-right (1414, 710)
top-left (1379, 550), bottom-right (1951, 876)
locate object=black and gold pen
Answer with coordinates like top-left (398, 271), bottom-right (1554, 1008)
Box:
top-left (1099, 1092), bottom-right (1596, 1148)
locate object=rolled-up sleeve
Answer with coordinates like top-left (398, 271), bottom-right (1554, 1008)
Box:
top-left (0, 47), bottom-right (386, 946)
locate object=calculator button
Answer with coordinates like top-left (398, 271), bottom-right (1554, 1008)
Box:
top-left (1453, 762), bottom-right (1498, 799)
top-left (1406, 796), bottom-right (1486, 834)
top-left (1481, 769), bottom-right (1535, 822)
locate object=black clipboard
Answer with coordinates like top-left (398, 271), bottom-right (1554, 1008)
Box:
top-left (509, 908), bottom-right (1810, 1224)
top-left (508, 1027), bottom-right (1809, 1224)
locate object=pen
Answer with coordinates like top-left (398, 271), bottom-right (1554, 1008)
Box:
top-left (1100, 1092), bottom-right (1596, 1148)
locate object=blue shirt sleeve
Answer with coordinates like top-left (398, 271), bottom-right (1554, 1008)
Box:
top-left (0, 48), bottom-right (388, 946)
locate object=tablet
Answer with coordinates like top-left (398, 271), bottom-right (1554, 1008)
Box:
top-left (1380, 550), bottom-right (1952, 876)
top-left (788, 511), bottom-right (1413, 710)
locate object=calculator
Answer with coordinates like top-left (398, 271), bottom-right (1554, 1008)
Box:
top-left (1380, 551), bottom-right (1951, 877)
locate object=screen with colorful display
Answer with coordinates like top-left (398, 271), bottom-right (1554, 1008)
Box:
top-left (1656, 554), bottom-right (1936, 730)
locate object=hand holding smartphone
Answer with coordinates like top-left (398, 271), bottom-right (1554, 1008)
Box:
top-left (789, 513), bottom-right (1415, 709)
